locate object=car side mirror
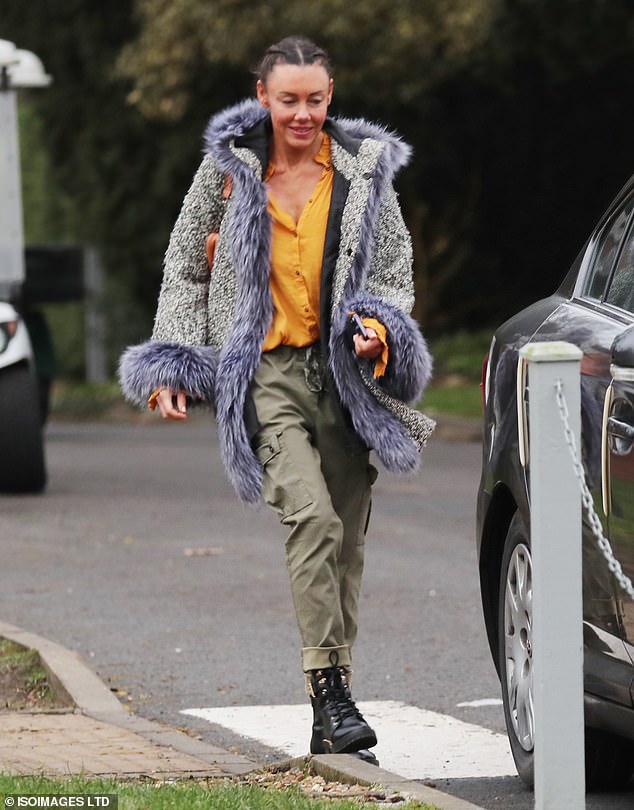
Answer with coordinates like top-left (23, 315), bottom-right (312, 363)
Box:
top-left (611, 325), bottom-right (634, 369)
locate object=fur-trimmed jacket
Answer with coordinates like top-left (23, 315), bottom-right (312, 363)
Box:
top-left (119, 99), bottom-right (432, 504)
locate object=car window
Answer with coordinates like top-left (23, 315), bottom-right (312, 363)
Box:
top-left (605, 221), bottom-right (634, 312)
top-left (583, 195), bottom-right (634, 300)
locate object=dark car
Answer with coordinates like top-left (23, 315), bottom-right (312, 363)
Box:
top-left (477, 173), bottom-right (634, 789)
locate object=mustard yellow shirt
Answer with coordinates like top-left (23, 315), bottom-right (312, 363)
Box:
top-left (262, 134), bottom-right (333, 351)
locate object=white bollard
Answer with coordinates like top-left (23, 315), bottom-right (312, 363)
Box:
top-left (520, 341), bottom-right (585, 810)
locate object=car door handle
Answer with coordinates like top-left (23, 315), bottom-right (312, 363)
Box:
top-left (607, 415), bottom-right (634, 462)
top-left (607, 416), bottom-right (634, 443)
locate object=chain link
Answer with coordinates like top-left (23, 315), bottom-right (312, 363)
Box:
top-left (554, 378), bottom-right (634, 601)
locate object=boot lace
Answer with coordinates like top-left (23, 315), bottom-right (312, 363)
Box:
top-left (314, 651), bottom-right (366, 727)
top-left (331, 668), bottom-right (365, 723)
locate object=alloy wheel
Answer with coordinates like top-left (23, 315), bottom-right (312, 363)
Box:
top-left (503, 541), bottom-right (534, 752)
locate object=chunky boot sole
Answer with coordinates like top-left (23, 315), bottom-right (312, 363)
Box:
top-left (329, 725), bottom-right (377, 754)
top-left (350, 748), bottom-right (380, 766)
top-left (311, 722), bottom-right (379, 764)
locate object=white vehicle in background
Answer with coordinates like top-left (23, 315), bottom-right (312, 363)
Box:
top-left (0, 39), bottom-right (51, 492)
top-left (0, 299), bottom-right (46, 492)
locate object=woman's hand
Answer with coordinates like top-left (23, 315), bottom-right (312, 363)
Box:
top-left (353, 327), bottom-right (384, 360)
top-left (155, 387), bottom-right (189, 420)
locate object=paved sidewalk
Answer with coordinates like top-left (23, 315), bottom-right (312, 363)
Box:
top-left (0, 712), bottom-right (241, 779)
top-left (0, 619), bottom-right (485, 809)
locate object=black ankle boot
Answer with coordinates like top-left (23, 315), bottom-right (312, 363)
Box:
top-left (310, 696), bottom-right (380, 765)
top-left (309, 657), bottom-right (377, 755)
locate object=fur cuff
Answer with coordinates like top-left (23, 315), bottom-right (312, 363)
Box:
top-left (118, 340), bottom-right (219, 406)
top-left (329, 328), bottom-right (422, 473)
top-left (341, 295), bottom-right (433, 402)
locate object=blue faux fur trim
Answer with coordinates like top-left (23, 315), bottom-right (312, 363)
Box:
top-left (210, 128), bottom-right (273, 504)
top-left (118, 341), bottom-right (219, 406)
top-left (203, 99), bottom-right (269, 171)
top-left (332, 121), bottom-right (412, 304)
top-left (328, 299), bottom-right (432, 473)
top-left (329, 330), bottom-right (422, 473)
top-left (333, 115), bottom-right (412, 172)
top-left (342, 294), bottom-right (432, 403)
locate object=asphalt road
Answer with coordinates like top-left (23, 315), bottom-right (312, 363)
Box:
top-left (0, 414), bottom-right (632, 809)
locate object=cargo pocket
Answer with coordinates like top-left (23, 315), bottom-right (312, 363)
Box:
top-left (254, 432), bottom-right (313, 521)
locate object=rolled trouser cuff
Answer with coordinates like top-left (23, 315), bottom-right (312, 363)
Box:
top-left (302, 645), bottom-right (352, 673)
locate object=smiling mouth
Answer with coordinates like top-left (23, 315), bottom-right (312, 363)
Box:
top-left (290, 127), bottom-right (313, 136)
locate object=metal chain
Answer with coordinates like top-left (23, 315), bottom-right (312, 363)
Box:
top-left (554, 378), bottom-right (634, 601)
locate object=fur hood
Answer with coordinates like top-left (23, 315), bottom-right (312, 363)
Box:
top-left (203, 97), bottom-right (412, 181)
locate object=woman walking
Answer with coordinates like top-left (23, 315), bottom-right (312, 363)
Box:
top-left (120, 36), bottom-right (432, 761)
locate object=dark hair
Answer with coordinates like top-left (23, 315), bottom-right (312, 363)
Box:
top-left (256, 37), bottom-right (333, 85)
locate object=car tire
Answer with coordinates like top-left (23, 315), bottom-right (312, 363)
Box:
top-left (0, 364), bottom-right (46, 493)
top-left (499, 512), bottom-right (634, 790)
top-left (498, 511), bottom-right (535, 787)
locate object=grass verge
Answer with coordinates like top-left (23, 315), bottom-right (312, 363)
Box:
top-left (49, 380), bottom-right (127, 420)
top-left (421, 382), bottom-right (481, 419)
top-left (0, 773), bottom-right (439, 809)
top-left (0, 639), bottom-right (69, 711)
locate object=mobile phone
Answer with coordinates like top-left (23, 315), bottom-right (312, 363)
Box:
top-left (350, 312), bottom-right (368, 338)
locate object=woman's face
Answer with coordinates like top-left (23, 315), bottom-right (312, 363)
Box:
top-left (257, 63), bottom-right (333, 153)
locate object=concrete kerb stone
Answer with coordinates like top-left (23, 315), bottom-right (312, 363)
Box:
top-left (0, 619), bottom-right (120, 718)
top-left (0, 620), bottom-right (487, 809)
top-left (285, 755), bottom-right (487, 810)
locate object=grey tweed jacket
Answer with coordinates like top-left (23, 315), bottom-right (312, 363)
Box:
top-left (119, 99), bottom-right (432, 503)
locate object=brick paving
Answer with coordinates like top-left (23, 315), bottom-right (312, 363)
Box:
top-left (0, 712), bottom-right (241, 779)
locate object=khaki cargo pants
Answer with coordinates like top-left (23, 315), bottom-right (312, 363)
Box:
top-left (250, 345), bottom-right (377, 673)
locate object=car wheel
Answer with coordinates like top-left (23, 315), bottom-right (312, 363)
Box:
top-left (498, 511), bottom-right (534, 787)
top-left (499, 512), bottom-right (634, 790)
top-left (0, 364), bottom-right (46, 493)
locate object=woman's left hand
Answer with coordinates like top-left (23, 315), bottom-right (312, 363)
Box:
top-left (353, 327), bottom-right (384, 360)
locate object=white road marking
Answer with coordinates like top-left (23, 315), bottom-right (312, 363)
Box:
top-left (181, 700), bottom-right (515, 780)
top-left (456, 698), bottom-right (503, 708)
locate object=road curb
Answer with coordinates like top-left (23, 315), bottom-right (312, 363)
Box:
top-left (288, 755), bottom-right (487, 809)
top-left (0, 619), bottom-right (121, 718)
top-left (0, 619), bottom-right (486, 809)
